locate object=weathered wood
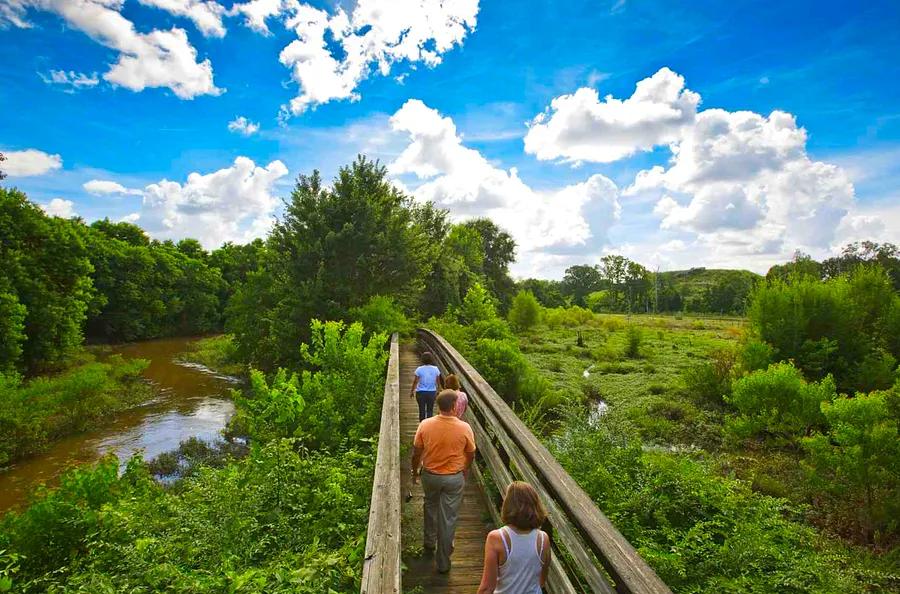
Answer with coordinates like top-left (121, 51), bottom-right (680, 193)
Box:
top-left (398, 343), bottom-right (493, 593)
top-left (420, 328), bottom-right (672, 594)
top-left (361, 334), bottom-right (401, 594)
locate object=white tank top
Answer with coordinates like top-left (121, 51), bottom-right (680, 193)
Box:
top-left (495, 526), bottom-right (545, 594)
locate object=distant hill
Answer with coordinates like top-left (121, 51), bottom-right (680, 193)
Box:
top-left (657, 268), bottom-right (762, 313)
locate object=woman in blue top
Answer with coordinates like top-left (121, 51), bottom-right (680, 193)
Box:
top-left (410, 351), bottom-right (443, 422)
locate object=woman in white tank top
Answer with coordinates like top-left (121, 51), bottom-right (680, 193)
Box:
top-left (478, 482), bottom-right (550, 594)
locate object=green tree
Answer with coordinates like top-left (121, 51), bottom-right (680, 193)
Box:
top-left (230, 157), bottom-right (434, 370)
top-left (89, 218), bottom-right (150, 246)
top-left (0, 282), bottom-right (26, 375)
top-left (459, 218), bottom-right (516, 310)
top-left (766, 251), bottom-right (823, 283)
top-left (802, 390), bottom-right (900, 543)
top-left (457, 283), bottom-right (499, 325)
top-left (561, 264), bottom-right (603, 307)
top-left (0, 188), bottom-right (94, 373)
top-left (508, 290), bottom-right (541, 332)
top-left (822, 241), bottom-right (900, 290)
top-left (517, 278), bottom-right (566, 307)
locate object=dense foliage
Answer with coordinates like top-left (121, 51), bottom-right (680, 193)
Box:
top-left (748, 266), bottom-right (899, 392)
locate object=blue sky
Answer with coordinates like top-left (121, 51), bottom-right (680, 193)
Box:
top-left (2, 0), bottom-right (898, 277)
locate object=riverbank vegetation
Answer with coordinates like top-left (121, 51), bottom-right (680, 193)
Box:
top-left (0, 355), bottom-right (150, 467)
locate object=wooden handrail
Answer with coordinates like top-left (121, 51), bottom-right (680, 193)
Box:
top-left (418, 328), bottom-right (672, 594)
top-left (360, 333), bottom-right (401, 594)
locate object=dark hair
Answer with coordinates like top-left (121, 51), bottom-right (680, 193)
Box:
top-left (436, 389), bottom-right (458, 413)
top-left (421, 351), bottom-right (435, 365)
top-left (444, 374), bottom-right (460, 391)
top-left (501, 482), bottom-right (547, 530)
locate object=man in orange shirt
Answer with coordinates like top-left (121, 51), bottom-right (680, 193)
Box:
top-left (411, 388), bottom-right (477, 573)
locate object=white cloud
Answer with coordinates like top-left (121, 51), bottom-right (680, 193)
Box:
top-left (227, 115), bottom-right (260, 136)
top-left (389, 99), bottom-right (620, 277)
top-left (4, 0), bottom-right (222, 99)
top-left (40, 198), bottom-right (77, 218)
top-left (279, 0), bottom-right (479, 116)
top-left (524, 67), bottom-right (700, 163)
top-left (630, 107), bottom-right (855, 252)
top-left (83, 179), bottom-right (144, 196)
top-left (229, 0), bottom-right (287, 34)
top-left (39, 69), bottom-right (100, 91)
top-left (89, 157), bottom-right (289, 248)
top-left (137, 0), bottom-right (226, 37)
top-left (120, 212), bottom-right (142, 223)
top-left (1, 148), bottom-right (62, 176)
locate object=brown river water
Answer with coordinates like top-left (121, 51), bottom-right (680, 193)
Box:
top-left (0, 336), bottom-right (241, 513)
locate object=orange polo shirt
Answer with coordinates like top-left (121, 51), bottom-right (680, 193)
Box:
top-left (414, 414), bottom-right (476, 474)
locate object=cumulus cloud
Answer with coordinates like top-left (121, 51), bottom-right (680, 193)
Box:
top-left (137, 0), bottom-right (226, 37)
top-left (630, 107), bottom-right (855, 252)
top-left (229, 0), bottom-right (287, 34)
top-left (1, 148), bottom-right (62, 176)
top-left (4, 0), bottom-right (222, 99)
top-left (40, 198), bottom-right (77, 218)
top-left (389, 99), bottom-right (620, 277)
top-left (39, 69), bottom-right (100, 91)
top-left (88, 157), bottom-right (289, 248)
top-left (228, 115), bottom-right (260, 136)
top-left (279, 0), bottom-right (479, 116)
top-left (83, 179), bottom-right (144, 196)
top-left (524, 67), bottom-right (700, 163)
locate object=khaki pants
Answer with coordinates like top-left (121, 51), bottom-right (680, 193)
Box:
top-left (421, 470), bottom-right (465, 572)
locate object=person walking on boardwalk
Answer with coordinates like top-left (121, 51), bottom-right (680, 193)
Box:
top-left (409, 351), bottom-right (443, 422)
top-left (444, 373), bottom-right (468, 419)
top-left (411, 389), bottom-right (476, 573)
top-left (477, 481), bottom-right (550, 594)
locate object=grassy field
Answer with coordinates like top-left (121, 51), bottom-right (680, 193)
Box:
top-left (521, 314), bottom-right (743, 449)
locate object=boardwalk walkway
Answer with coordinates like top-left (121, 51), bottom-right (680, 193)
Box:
top-left (399, 342), bottom-right (492, 593)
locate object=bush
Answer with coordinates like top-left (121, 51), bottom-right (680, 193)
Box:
top-left (349, 295), bottom-right (413, 336)
top-left (508, 290), bottom-right (541, 333)
top-left (0, 442), bottom-right (372, 593)
top-left (549, 413), bottom-right (891, 592)
top-left (180, 334), bottom-right (244, 376)
top-left (543, 305), bottom-right (595, 328)
top-left (624, 325), bottom-right (642, 358)
top-left (469, 338), bottom-right (529, 402)
top-left (726, 362), bottom-right (836, 442)
top-left (802, 390), bottom-right (900, 545)
top-left (234, 320), bottom-right (387, 451)
top-left (737, 339), bottom-right (773, 374)
top-left (683, 348), bottom-right (735, 407)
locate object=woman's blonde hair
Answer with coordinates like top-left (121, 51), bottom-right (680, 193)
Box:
top-left (444, 374), bottom-right (460, 391)
top-left (501, 481), bottom-right (547, 530)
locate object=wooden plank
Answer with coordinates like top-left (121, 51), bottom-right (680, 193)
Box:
top-left (430, 343), bottom-right (603, 594)
top-left (398, 343), bottom-right (493, 594)
top-left (361, 334), bottom-right (401, 594)
top-left (420, 329), bottom-right (672, 594)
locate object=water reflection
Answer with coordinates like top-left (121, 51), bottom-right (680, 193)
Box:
top-left (0, 336), bottom-right (239, 513)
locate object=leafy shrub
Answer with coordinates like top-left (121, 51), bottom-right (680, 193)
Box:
top-left (802, 390), bottom-right (900, 545)
top-left (624, 325), bottom-right (642, 358)
top-left (469, 338), bottom-right (529, 402)
top-left (234, 320), bottom-right (387, 451)
top-left (456, 282), bottom-right (499, 325)
top-left (543, 305), bottom-right (595, 328)
top-left (550, 413), bottom-right (890, 593)
top-left (737, 339), bottom-right (773, 374)
top-left (683, 348), bottom-right (735, 407)
top-left (0, 442), bottom-right (372, 593)
top-left (349, 295), bottom-right (413, 336)
top-left (508, 290), bottom-right (541, 332)
top-left (726, 362), bottom-right (836, 442)
top-left (180, 334), bottom-right (244, 376)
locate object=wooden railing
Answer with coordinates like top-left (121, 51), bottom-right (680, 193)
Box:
top-left (360, 333), bottom-right (401, 594)
top-left (419, 328), bottom-right (672, 594)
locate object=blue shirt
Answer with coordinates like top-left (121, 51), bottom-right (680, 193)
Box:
top-left (415, 365), bottom-right (441, 392)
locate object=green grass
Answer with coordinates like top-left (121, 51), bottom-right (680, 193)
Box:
top-left (522, 314), bottom-right (741, 448)
top-left (178, 334), bottom-right (246, 377)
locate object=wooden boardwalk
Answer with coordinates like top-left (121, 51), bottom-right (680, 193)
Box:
top-left (399, 342), bottom-right (492, 593)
